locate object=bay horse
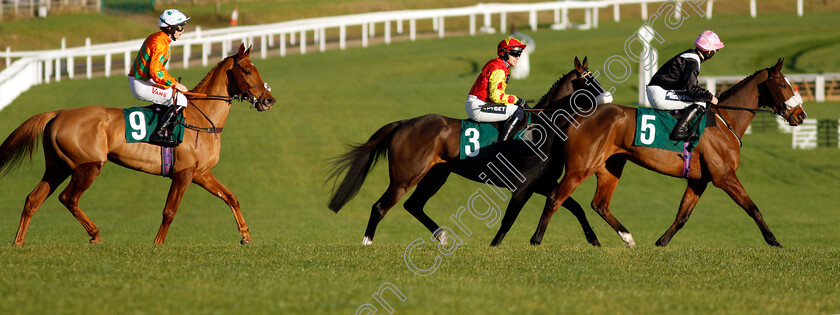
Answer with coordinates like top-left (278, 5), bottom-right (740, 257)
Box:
top-left (529, 58), bottom-right (806, 247)
top-left (328, 57), bottom-right (611, 246)
top-left (0, 43), bottom-right (275, 245)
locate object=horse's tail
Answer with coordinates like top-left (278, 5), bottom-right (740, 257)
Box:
top-left (0, 111), bottom-right (59, 176)
top-left (327, 121), bottom-right (401, 212)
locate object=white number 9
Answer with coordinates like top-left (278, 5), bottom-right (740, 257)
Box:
top-left (129, 112), bottom-right (147, 140)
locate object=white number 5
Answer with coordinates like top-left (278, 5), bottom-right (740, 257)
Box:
top-left (640, 114), bottom-right (656, 145)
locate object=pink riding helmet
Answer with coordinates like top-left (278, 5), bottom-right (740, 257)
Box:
top-left (695, 30), bottom-right (725, 52)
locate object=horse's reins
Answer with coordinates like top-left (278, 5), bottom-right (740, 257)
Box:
top-left (177, 62), bottom-right (271, 134)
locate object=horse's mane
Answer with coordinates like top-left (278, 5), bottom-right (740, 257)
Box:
top-left (193, 55), bottom-right (235, 90)
top-left (535, 70), bottom-right (575, 108)
top-left (718, 67), bottom-right (768, 100)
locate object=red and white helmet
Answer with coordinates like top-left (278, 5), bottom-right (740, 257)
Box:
top-left (695, 30), bottom-right (724, 52)
top-left (497, 37), bottom-right (526, 56)
top-left (158, 9), bottom-right (190, 28)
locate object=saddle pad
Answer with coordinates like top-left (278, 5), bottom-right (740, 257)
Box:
top-left (460, 119), bottom-right (499, 159)
top-left (459, 113), bottom-right (531, 160)
top-left (123, 106), bottom-right (185, 143)
top-left (633, 107), bottom-right (706, 153)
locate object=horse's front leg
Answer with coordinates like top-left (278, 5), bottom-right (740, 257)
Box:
top-left (490, 191), bottom-right (532, 247)
top-left (154, 168), bottom-right (195, 245)
top-left (192, 171), bottom-right (252, 244)
top-left (714, 170), bottom-right (782, 247)
top-left (656, 178), bottom-right (708, 247)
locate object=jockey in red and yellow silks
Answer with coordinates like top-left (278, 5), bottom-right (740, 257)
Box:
top-left (468, 58), bottom-right (520, 106)
top-left (466, 37), bottom-right (528, 142)
top-left (127, 9), bottom-right (190, 147)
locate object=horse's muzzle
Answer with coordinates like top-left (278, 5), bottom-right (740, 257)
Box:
top-left (257, 95), bottom-right (275, 111)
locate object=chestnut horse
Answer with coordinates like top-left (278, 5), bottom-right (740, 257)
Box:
top-left (529, 59), bottom-right (806, 247)
top-left (0, 44), bottom-right (275, 245)
top-left (329, 57), bottom-right (611, 246)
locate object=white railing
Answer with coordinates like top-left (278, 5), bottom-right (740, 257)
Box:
top-left (700, 73), bottom-right (840, 103)
top-left (2, 0), bottom-right (811, 110)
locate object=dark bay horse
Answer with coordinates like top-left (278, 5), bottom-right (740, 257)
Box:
top-left (530, 59), bottom-right (806, 247)
top-left (329, 57), bottom-right (612, 245)
top-left (0, 44), bottom-right (275, 245)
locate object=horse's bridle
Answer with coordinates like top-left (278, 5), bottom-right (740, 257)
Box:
top-left (179, 58), bottom-right (272, 134)
top-left (232, 59), bottom-right (272, 108)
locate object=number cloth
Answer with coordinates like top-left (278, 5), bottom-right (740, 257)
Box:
top-left (633, 107), bottom-right (706, 152)
top-left (124, 106), bottom-right (185, 143)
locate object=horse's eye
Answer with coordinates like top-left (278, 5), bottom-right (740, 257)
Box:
top-left (244, 69), bottom-right (251, 75)
top-left (780, 84), bottom-right (786, 89)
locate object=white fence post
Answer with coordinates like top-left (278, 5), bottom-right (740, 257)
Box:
top-left (385, 21), bottom-right (391, 44)
top-left (641, 1), bottom-right (647, 20)
top-left (183, 43), bottom-right (191, 68)
top-left (469, 14), bottom-right (476, 35)
top-left (319, 28), bottom-right (326, 51)
top-left (797, 0), bottom-right (803, 17)
top-left (5, 47), bottom-right (9, 67)
top-left (339, 25), bottom-right (346, 50)
top-left (300, 30), bottom-right (307, 55)
top-left (438, 16), bottom-right (445, 38)
top-left (104, 53), bottom-right (111, 77)
top-left (529, 10), bottom-right (537, 31)
top-left (500, 12), bottom-right (507, 34)
top-left (85, 37), bottom-right (91, 79)
top-left (410, 19), bottom-right (417, 41)
top-left (815, 74), bottom-right (825, 102)
top-left (280, 33), bottom-right (287, 57)
top-left (707, 0), bottom-right (714, 19)
top-left (750, 0), bottom-right (756, 18)
top-left (613, 3), bottom-right (620, 22)
top-left (362, 23), bottom-right (369, 47)
top-left (124, 50), bottom-right (131, 75)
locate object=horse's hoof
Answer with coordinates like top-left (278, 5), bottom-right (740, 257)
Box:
top-left (240, 239), bottom-right (251, 245)
top-left (590, 240), bottom-right (602, 247)
top-left (12, 241), bottom-right (24, 247)
top-left (530, 238), bottom-right (542, 246)
top-left (362, 236), bottom-right (373, 245)
top-left (90, 237), bottom-right (102, 244)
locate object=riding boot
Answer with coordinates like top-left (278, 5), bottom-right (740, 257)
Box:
top-left (669, 104), bottom-right (704, 141)
top-left (498, 115), bottom-right (522, 142)
top-left (150, 106), bottom-right (181, 147)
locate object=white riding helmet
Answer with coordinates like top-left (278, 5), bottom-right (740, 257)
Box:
top-left (158, 9), bottom-right (190, 28)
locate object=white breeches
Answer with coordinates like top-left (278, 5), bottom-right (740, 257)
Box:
top-left (128, 76), bottom-right (187, 108)
top-left (465, 95), bottom-right (518, 122)
top-left (646, 85), bottom-right (705, 110)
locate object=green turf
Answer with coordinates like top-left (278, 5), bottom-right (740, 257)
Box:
top-left (1, 7), bottom-right (839, 315)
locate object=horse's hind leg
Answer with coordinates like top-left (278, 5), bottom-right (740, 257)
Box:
top-left (714, 170), bottom-right (782, 247)
top-left (58, 162), bottom-right (105, 244)
top-left (363, 184), bottom-right (410, 245)
top-left (656, 179), bottom-right (708, 247)
top-left (490, 191), bottom-right (532, 247)
top-left (192, 171), bottom-right (251, 244)
top-left (13, 166), bottom-right (70, 246)
top-left (403, 167), bottom-right (450, 243)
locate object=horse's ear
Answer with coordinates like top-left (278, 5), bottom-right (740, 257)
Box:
top-left (774, 58), bottom-right (784, 72)
top-left (237, 43), bottom-right (247, 58)
top-left (574, 56), bottom-right (582, 70)
top-left (582, 56), bottom-right (589, 69)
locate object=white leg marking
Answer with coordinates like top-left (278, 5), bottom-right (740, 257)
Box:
top-left (436, 230), bottom-right (448, 246)
top-left (362, 236), bottom-right (373, 245)
top-left (619, 231), bottom-right (636, 248)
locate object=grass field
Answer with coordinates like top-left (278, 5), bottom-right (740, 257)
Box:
top-left (1, 4), bottom-right (840, 314)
